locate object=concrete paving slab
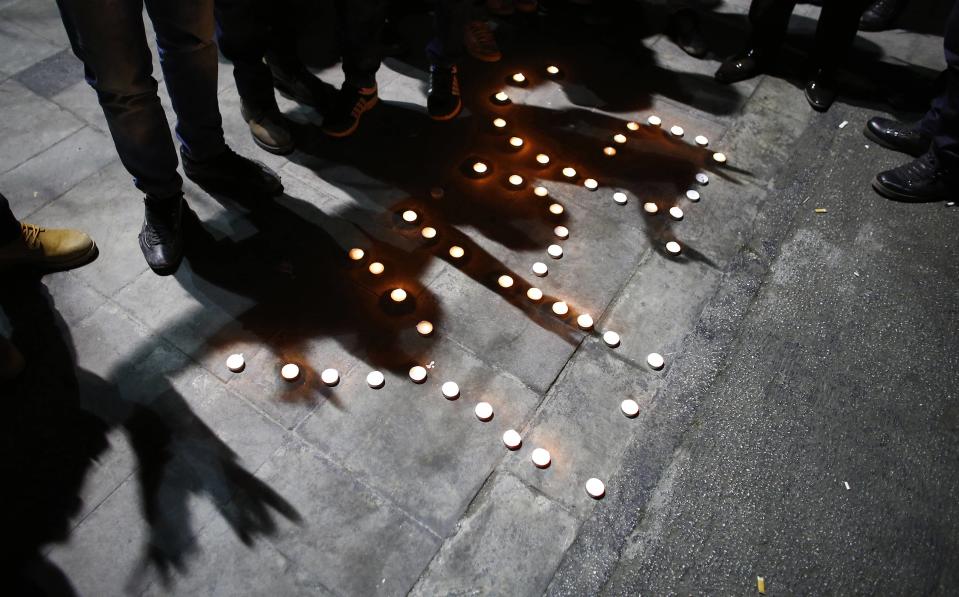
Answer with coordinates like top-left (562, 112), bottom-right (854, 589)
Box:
top-left (0, 15), bottom-right (61, 77)
top-left (0, 79), bottom-right (82, 174)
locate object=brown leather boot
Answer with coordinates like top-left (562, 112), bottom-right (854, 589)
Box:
top-left (0, 222), bottom-right (97, 272)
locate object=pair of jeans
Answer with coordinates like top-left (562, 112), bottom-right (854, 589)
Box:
top-left (427, 0), bottom-right (473, 68)
top-left (55, 0), bottom-right (226, 200)
top-left (919, 0), bottom-right (959, 173)
top-left (0, 193), bottom-right (20, 243)
top-left (747, 0), bottom-right (874, 70)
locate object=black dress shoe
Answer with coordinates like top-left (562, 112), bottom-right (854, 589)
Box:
top-left (181, 146), bottom-right (283, 203)
top-left (715, 48), bottom-right (767, 84)
top-left (266, 58), bottom-right (337, 112)
top-left (872, 151), bottom-right (954, 202)
top-left (804, 71), bottom-right (837, 112)
top-left (139, 195), bottom-right (183, 276)
top-left (864, 117), bottom-right (931, 157)
top-left (859, 0), bottom-right (905, 32)
top-left (667, 8), bottom-right (708, 58)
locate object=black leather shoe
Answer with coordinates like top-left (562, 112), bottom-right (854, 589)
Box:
top-left (266, 58), bottom-right (337, 112)
top-left (872, 151), bottom-right (954, 202)
top-left (667, 8), bottom-right (708, 58)
top-left (864, 117), bottom-right (930, 157)
top-left (181, 146), bottom-right (283, 203)
top-left (715, 48), bottom-right (767, 84)
top-left (804, 70), bottom-right (837, 112)
top-left (859, 0), bottom-right (905, 32)
top-left (139, 195), bottom-right (184, 276)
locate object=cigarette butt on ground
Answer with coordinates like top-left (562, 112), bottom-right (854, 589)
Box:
top-left (815, 208), bottom-right (828, 213)
top-left (757, 576), bottom-right (766, 594)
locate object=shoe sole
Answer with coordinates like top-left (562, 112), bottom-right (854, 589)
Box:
top-left (0, 241), bottom-right (100, 274)
top-left (251, 131), bottom-right (295, 156)
top-left (863, 126), bottom-right (926, 157)
top-left (429, 100), bottom-right (463, 122)
top-left (323, 96), bottom-right (380, 138)
top-left (871, 175), bottom-right (946, 203)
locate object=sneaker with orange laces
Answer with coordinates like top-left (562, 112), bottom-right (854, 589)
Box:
top-left (0, 222), bottom-right (97, 272)
top-left (464, 20), bottom-right (502, 63)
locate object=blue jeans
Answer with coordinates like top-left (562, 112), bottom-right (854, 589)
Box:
top-left (56, 0), bottom-right (227, 200)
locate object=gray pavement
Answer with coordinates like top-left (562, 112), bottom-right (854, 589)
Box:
top-left (1, 1), bottom-right (957, 596)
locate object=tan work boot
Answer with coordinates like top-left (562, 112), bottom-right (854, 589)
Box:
top-left (241, 103), bottom-right (294, 155)
top-left (0, 222), bottom-right (97, 272)
top-left (0, 335), bottom-right (25, 381)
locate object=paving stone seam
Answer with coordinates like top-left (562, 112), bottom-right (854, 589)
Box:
top-left (0, 88), bottom-right (84, 177)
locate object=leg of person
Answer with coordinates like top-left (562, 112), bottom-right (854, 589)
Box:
top-left (55, 0), bottom-right (185, 275)
top-left (264, 3), bottom-right (338, 111)
top-left (426, 0), bottom-right (471, 120)
top-left (665, 0), bottom-right (708, 58)
top-left (804, 0), bottom-right (875, 111)
top-left (322, 0), bottom-right (388, 137)
top-left (0, 192), bottom-right (98, 272)
top-left (215, 0), bottom-right (294, 155)
top-left (715, 0), bottom-right (796, 83)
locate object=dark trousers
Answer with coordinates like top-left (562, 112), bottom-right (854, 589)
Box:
top-left (335, 0), bottom-right (387, 88)
top-left (55, 0), bottom-right (226, 200)
top-left (748, 0), bottom-right (874, 69)
top-left (0, 193), bottom-right (20, 243)
top-left (427, 0), bottom-right (472, 68)
top-left (920, 0), bottom-right (959, 172)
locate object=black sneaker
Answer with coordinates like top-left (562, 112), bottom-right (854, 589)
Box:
top-left (139, 194), bottom-right (184, 276)
top-left (181, 146), bottom-right (283, 202)
top-left (266, 58), bottom-right (337, 111)
top-left (428, 65), bottom-right (462, 121)
top-left (321, 84), bottom-right (379, 138)
top-left (872, 150), bottom-right (954, 202)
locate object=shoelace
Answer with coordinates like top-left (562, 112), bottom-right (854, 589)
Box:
top-left (20, 223), bottom-right (43, 249)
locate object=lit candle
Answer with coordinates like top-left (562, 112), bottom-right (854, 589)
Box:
top-left (367, 370), bottom-right (385, 388)
top-left (511, 72), bottom-right (526, 84)
top-left (430, 187), bottom-right (444, 199)
top-left (621, 399), bottom-right (639, 418)
top-left (613, 133), bottom-right (626, 144)
top-left (554, 225), bottom-right (569, 239)
top-left (534, 186), bottom-right (549, 197)
top-left (409, 365), bottom-right (427, 383)
top-left (585, 478), bottom-right (605, 499)
top-left (320, 368), bottom-right (339, 386)
top-left (647, 115), bottom-right (662, 127)
top-left (416, 320), bottom-right (434, 335)
top-left (368, 262), bottom-right (385, 275)
top-left (643, 202), bottom-right (658, 214)
top-left (449, 245), bottom-right (465, 259)
top-left (670, 125), bottom-right (684, 137)
top-left (686, 189), bottom-right (700, 202)
top-left (584, 178), bottom-right (598, 190)
top-left (613, 192), bottom-right (628, 205)
top-left (536, 153), bottom-right (550, 165)
top-left (281, 363), bottom-right (300, 381)
top-left (603, 146), bottom-right (617, 156)
top-left (696, 172), bottom-right (709, 185)
top-left (712, 152), bottom-right (727, 163)
top-left (546, 65), bottom-right (560, 76)
top-left (497, 274), bottom-right (514, 288)
top-left (532, 261), bottom-right (548, 277)
top-left (626, 121), bottom-right (640, 131)
top-left (562, 167), bottom-right (577, 178)
top-left (390, 288), bottom-right (408, 302)
top-left (647, 352), bottom-right (665, 370)
top-left (547, 244), bottom-right (563, 259)
top-left (527, 287), bottom-right (543, 301)
top-left (665, 241), bottom-right (681, 255)
top-left (421, 227), bottom-right (437, 239)
top-left (442, 381), bottom-right (460, 399)
top-left (475, 401), bottom-right (494, 421)
top-left (531, 448), bottom-right (551, 468)
top-left (603, 331), bottom-right (620, 347)
top-left (226, 353), bottom-right (245, 373)
top-left (576, 314), bottom-right (593, 330)
top-left (509, 136), bottom-right (524, 148)
top-left (472, 161), bottom-right (488, 174)
top-left (492, 90), bottom-right (510, 105)
top-left (402, 210), bottom-right (418, 223)
top-left (552, 301), bottom-right (569, 316)
top-left (508, 174), bottom-right (524, 186)
top-left (669, 206), bottom-right (684, 220)
top-left (503, 429), bottom-right (522, 450)
top-left (694, 135), bottom-right (709, 147)
top-left (493, 117), bottom-right (507, 128)
top-left (348, 248), bottom-right (365, 261)
top-left (549, 203), bottom-right (564, 215)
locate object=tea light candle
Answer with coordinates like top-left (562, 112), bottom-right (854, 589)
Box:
top-left (367, 370), bottom-right (385, 388)
top-left (442, 381), bottom-right (460, 399)
top-left (390, 288), bottom-right (407, 302)
top-left (695, 172), bottom-right (709, 185)
top-left (226, 353), bottom-right (245, 373)
top-left (536, 153), bottom-right (550, 165)
top-left (492, 91), bottom-right (510, 105)
top-left (669, 206), bottom-right (684, 220)
top-left (552, 301), bottom-right (569, 316)
top-left (416, 320), bottom-right (434, 336)
top-left (546, 65), bottom-right (560, 76)
top-left (670, 125), bottom-right (684, 137)
top-left (576, 314), bottom-right (594, 329)
top-left (621, 399), bottom-right (639, 418)
top-left (511, 72), bottom-right (526, 84)
top-left (549, 203), bottom-right (564, 215)
top-left (281, 363), bottom-right (300, 381)
top-left (503, 429), bottom-right (522, 449)
top-left (647, 115), bottom-right (662, 126)
top-left (585, 478), bottom-right (605, 499)
top-left (475, 401), bottom-right (494, 421)
top-left (321, 368), bottom-right (339, 386)
top-left (562, 167), bottom-right (577, 178)
top-left (547, 244), bottom-right (563, 259)
top-left (686, 189), bottom-right (700, 201)
top-left (527, 287), bottom-right (543, 301)
top-left (613, 133), bottom-right (626, 144)
top-left (584, 178), bottom-right (598, 190)
top-left (695, 135), bottom-right (709, 147)
top-left (531, 448), bottom-right (551, 468)
top-left (369, 261), bottom-right (385, 275)
top-left (665, 241), bottom-right (681, 255)
top-left (493, 117), bottom-right (507, 128)
top-left (603, 146), bottom-right (617, 156)
top-left (613, 192), bottom-right (628, 205)
top-left (421, 227), bottom-right (437, 239)
top-left (643, 202), bottom-right (658, 214)
top-left (554, 225), bottom-right (569, 239)
top-left (532, 261), bottom-right (548, 276)
top-left (713, 152), bottom-right (727, 163)
top-left (472, 161), bottom-right (488, 174)
top-left (603, 331), bottom-right (621, 347)
top-left (509, 136), bottom-right (524, 148)
top-left (497, 274), bottom-right (514, 288)
top-left (508, 174), bottom-right (524, 187)
top-left (534, 186), bottom-right (549, 197)
top-left (348, 248), bottom-right (365, 261)
top-left (449, 245), bottom-right (465, 259)
top-left (647, 352), bottom-right (665, 370)
top-left (409, 365), bottom-right (427, 383)
top-left (626, 121), bottom-right (640, 131)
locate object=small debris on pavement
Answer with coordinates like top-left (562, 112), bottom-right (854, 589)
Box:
top-left (815, 208), bottom-right (828, 213)
top-left (946, 201), bottom-right (956, 207)
top-left (839, 120), bottom-right (848, 129)
top-left (757, 576), bottom-right (766, 594)
top-left (845, 481), bottom-right (851, 490)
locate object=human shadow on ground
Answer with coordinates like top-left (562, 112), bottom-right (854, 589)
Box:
top-left (0, 277), bottom-right (298, 595)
